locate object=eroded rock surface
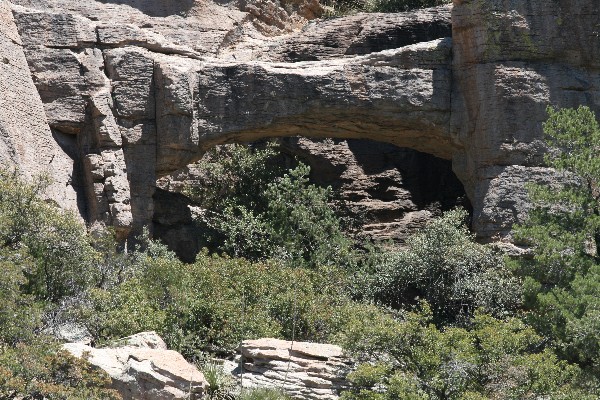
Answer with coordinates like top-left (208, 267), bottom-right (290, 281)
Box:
top-left (225, 338), bottom-right (352, 400)
top-left (0, 0), bottom-right (80, 212)
top-left (64, 331), bottom-right (207, 400)
top-left (1, 0), bottom-right (599, 245)
top-left (280, 137), bottom-right (470, 241)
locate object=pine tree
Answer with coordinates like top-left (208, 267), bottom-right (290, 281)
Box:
top-left (514, 106), bottom-right (600, 372)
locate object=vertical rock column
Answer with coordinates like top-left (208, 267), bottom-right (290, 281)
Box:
top-left (100, 47), bottom-right (157, 240)
top-left (451, 0), bottom-right (600, 242)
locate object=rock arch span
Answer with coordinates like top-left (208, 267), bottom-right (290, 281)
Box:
top-left (1, 0), bottom-right (600, 246)
top-left (155, 38), bottom-right (454, 170)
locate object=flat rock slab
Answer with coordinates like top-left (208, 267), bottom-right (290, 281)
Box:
top-left (227, 338), bottom-right (353, 400)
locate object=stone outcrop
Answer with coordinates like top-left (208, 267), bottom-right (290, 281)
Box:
top-left (450, 0), bottom-right (600, 241)
top-left (222, 5), bottom-right (452, 61)
top-left (278, 138), bottom-right (470, 241)
top-left (64, 331), bottom-right (207, 400)
top-left (0, 0), bottom-right (80, 211)
top-left (1, 0), bottom-right (599, 245)
top-left (224, 338), bottom-right (352, 400)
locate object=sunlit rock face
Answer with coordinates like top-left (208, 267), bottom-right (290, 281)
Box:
top-left (1, 0), bottom-right (599, 245)
top-left (64, 332), bottom-right (207, 399)
top-left (451, 0), bottom-right (600, 241)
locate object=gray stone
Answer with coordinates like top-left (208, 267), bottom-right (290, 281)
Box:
top-left (64, 332), bottom-right (207, 400)
top-left (3, 0), bottom-right (600, 246)
top-left (224, 338), bottom-right (352, 400)
top-left (0, 0), bottom-right (80, 213)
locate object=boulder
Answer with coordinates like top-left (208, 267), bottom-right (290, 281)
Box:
top-left (63, 332), bottom-right (207, 400)
top-left (225, 338), bottom-right (353, 400)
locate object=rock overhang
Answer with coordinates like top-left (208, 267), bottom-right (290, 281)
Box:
top-left (1, 0), bottom-right (600, 243)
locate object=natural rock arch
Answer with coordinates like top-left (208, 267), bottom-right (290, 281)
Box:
top-left (1, 0), bottom-right (600, 247)
top-left (74, 11), bottom-right (458, 241)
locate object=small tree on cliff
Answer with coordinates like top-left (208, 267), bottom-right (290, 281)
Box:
top-left (514, 106), bottom-right (600, 372)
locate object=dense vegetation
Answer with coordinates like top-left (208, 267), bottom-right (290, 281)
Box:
top-left (0, 170), bottom-right (120, 399)
top-left (512, 106), bottom-right (600, 378)
top-left (1, 106), bottom-right (600, 398)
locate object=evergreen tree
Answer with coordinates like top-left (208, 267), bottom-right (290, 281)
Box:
top-left (514, 106), bottom-right (600, 374)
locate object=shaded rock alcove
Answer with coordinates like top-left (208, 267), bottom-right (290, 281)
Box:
top-left (154, 137), bottom-right (471, 262)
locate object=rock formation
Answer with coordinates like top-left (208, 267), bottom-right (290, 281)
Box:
top-left (0, 0), bottom-right (599, 244)
top-left (224, 338), bottom-right (352, 400)
top-left (278, 138), bottom-right (470, 241)
top-left (450, 0), bottom-right (600, 242)
top-left (64, 331), bottom-right (207, 400)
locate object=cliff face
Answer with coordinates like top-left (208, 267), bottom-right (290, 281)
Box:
top-left (0, 0), bottom-right (598, 245)
top-left (451, 0), bottom-right (600, 241)
top-left (0, 1), bottom-right (80, 211)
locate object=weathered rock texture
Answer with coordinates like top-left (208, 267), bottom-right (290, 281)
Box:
top-left (1, 0), bottom-right (599, 244)
top-left (224, 338), bottom-right (352, 400)
top-left (64, 331), bottom-right (207, 400)
top-left (450, 0), bottom-right (600, 241)
top-left (0, 0), bottom-right (80, 211)
top-left (279, 138), bottom-right (470, 240)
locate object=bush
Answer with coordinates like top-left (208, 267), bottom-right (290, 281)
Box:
top-left (202, 362), bottom-right (236, 400)
top-left (71, 247), bottom-right (363, 358)
top-left (0, 243), bottom-right (119, 399)
top-left (0, 169), bottom-right (124, 302)
top-left (0, 247), bottom-right (40, 346)
top-left (186, 143), bottom-right (363, 270)
top-left (0, 341), bottom-right (121, 400)
top-left (364, 209), bottom-right (521, 325)
top-left (338, 304), bottom-right (592, 399)
top-left (238, 388), bottom-right (291, 400)
top-left (513, 106), bottom-right (600, 374)
top-left (0, 170), bottom-right (127, 399)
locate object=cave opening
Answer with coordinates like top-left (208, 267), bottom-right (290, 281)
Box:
top-left (152, 137), bottom-right (472, 262)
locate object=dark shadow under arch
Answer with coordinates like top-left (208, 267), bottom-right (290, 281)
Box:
top-left (153, 137), bottom-right (472, 262)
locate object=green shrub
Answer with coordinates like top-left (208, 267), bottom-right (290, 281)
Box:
top-left (338, 305), bottom-right (591, 399)
top-left (71, 247), bottom-right (364, 358)
top-left (512, 106), bottom-right (600, 375)
top-left (0, 339), bottom-right (121, 400)
top-left (187, 144), bottom-right (361, 270)
top-left (0, 242), bottom-right (119, 399)
top-left (202, 362), bottom-right (236, 399)
top-left (365, 209), bottom-right (521, 325)
top-left (0, 247), bottom-right (40, 346)
top-left (0, 169), bottom-right (126, 302)
top-left (366, 0), bottom-right (450, 12)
